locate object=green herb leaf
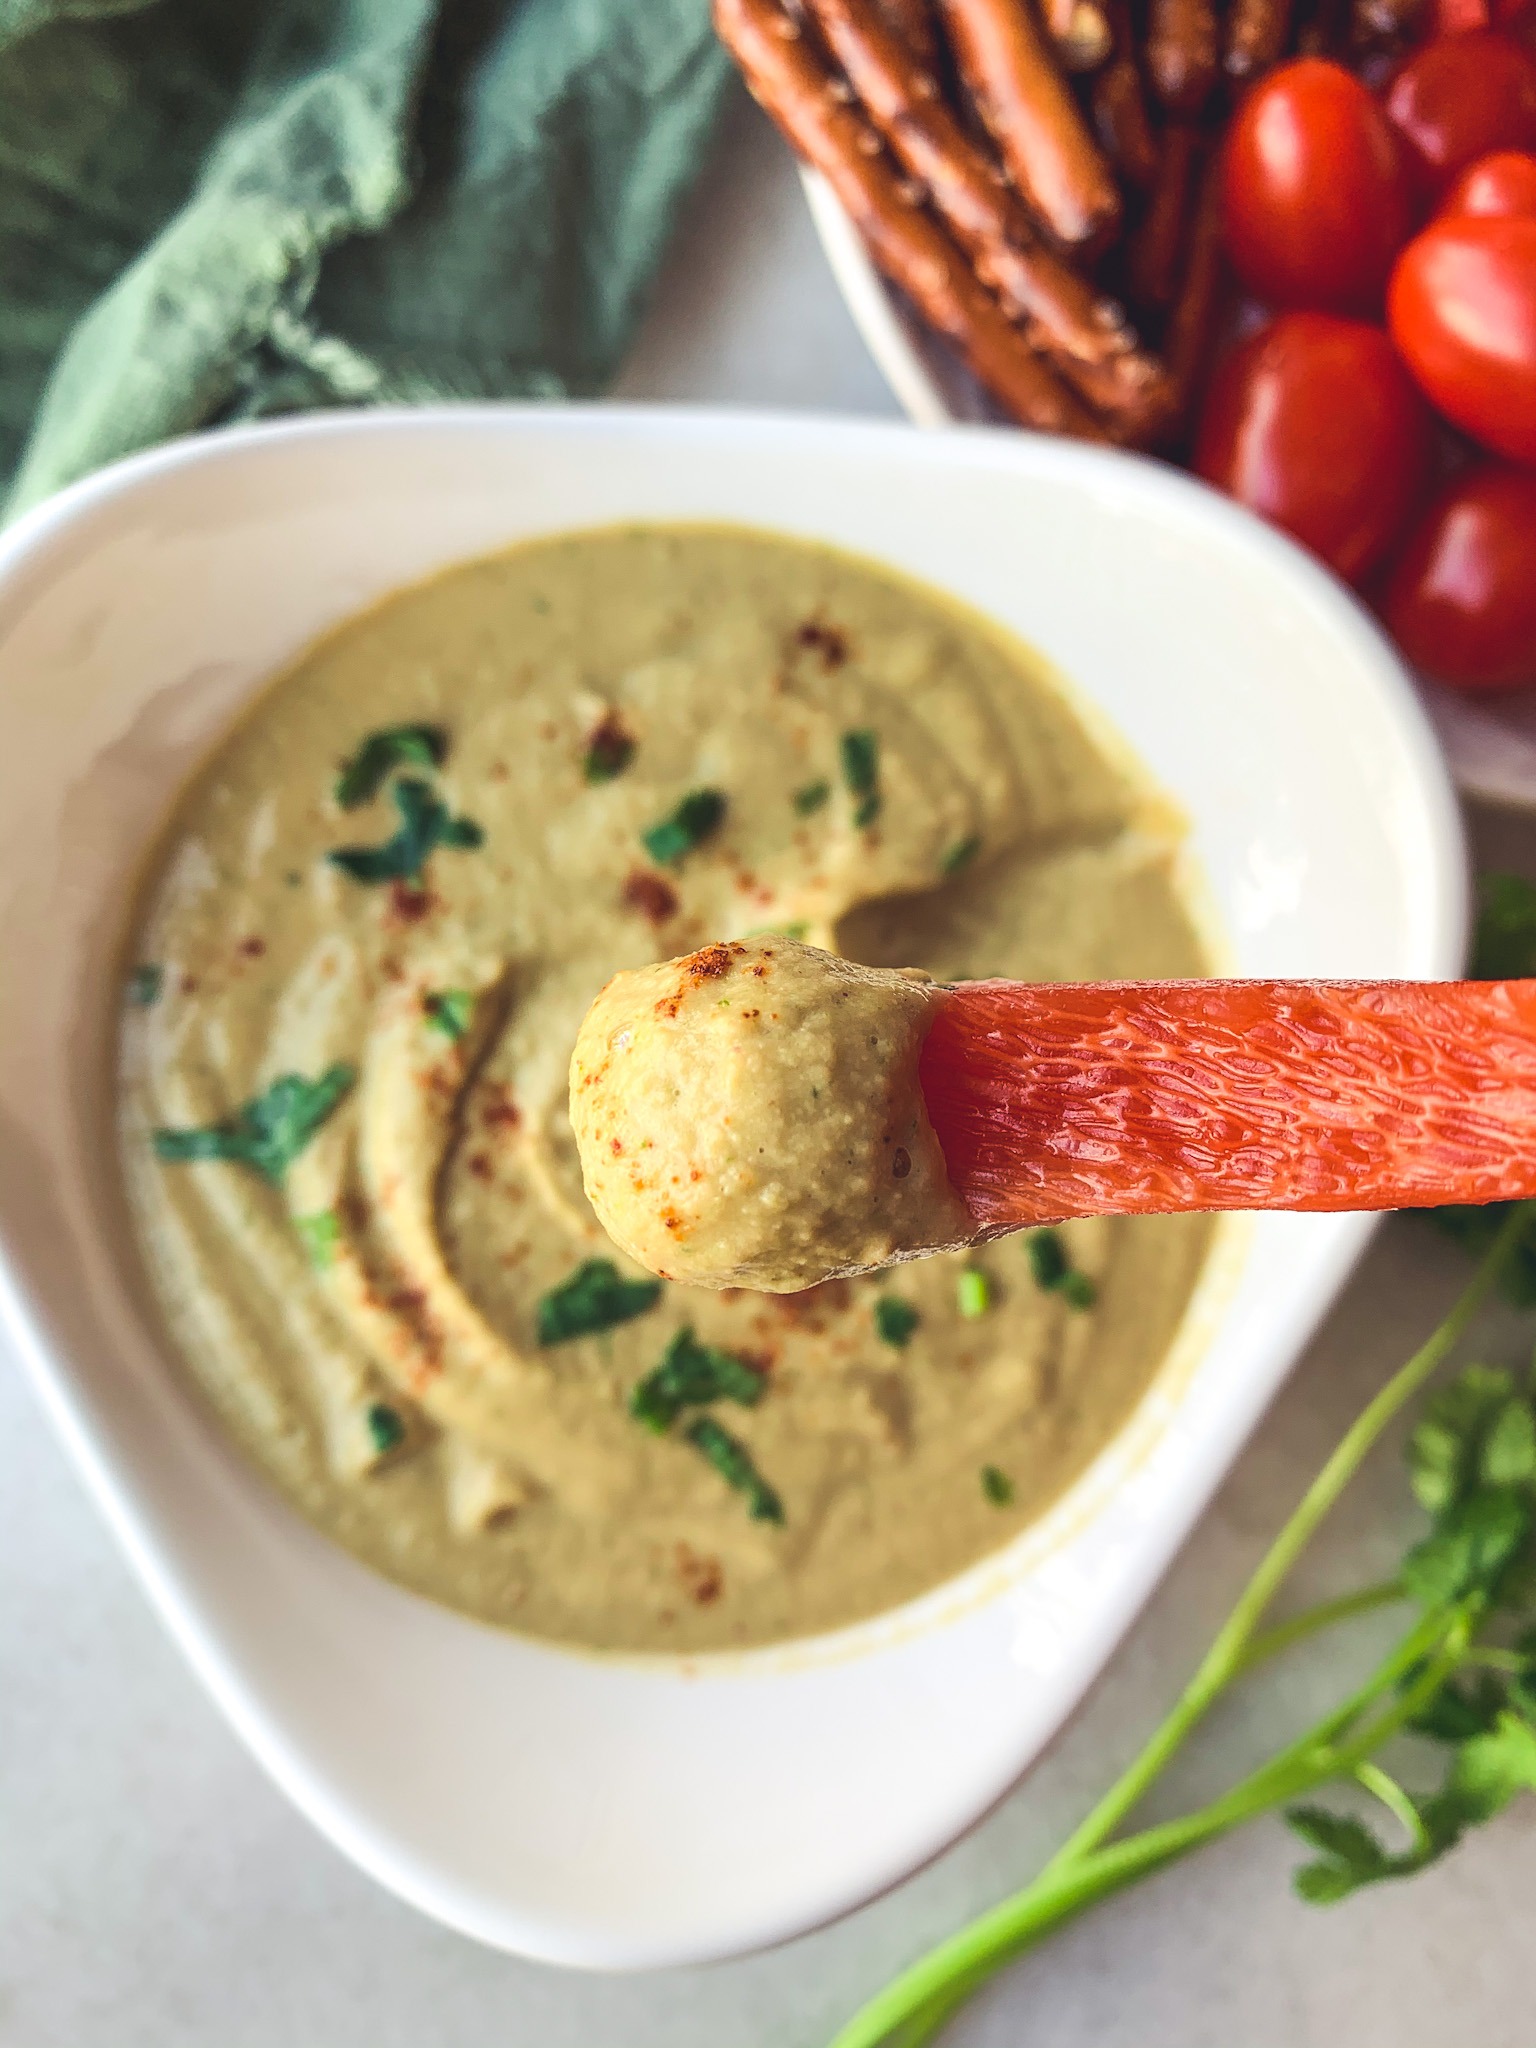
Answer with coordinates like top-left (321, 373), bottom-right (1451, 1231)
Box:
top-left (1407, 1364), bottom-right (1516, 1515)
top-left (294, 1209), bottom-right (341, 1271)
top-left (1286, 1806), bottom-right (1394, 1901)
top-left (793, 779), bottom-right (831, 816)
top-left (981, 1464), bottom-right (1014, 1506)
top-left (127, 963), bottom-right (163, 1008)
top-left (1401, 1485), bottom-right (1532, 1607)
top-left (840, 729), bottom-right (881, 829)
top-left (874, 1295), bottom-right (919, 1349)
top-left (328, 777), bottom-right (484, 884)
top-left (1407, 1666), bottom-right (1508, 1743)
top-left (423, 988), bottom-right (474, 1042)
top-left (1472, 872), bottom-right (1536, 979)
top-left (1026, 1228), bottom-right (1096, 1308)
top-left (641, 788), bottom-right (726, 867)
top-left (630, 1325), bottom-right (766, 1434)
top-left (958, 1267), bottom-right (993, 1319)
top-left (941, 835), bottom-right (981, 876)
top-left (683, 1414), bottom-right (784, 1523)
top-left (334, 725), bottom-right (448, 809)
top-left (153, 1065), bottom-right (355, 1186)
top-left (1432, 1203), bottom-right (1536, 1306)
top-left (366, 1401), bottom-right (406, 1455)
top-left (536, 1258), bottom-right (662, 1345)
top-left (583, 711), bottom-right (635, 784)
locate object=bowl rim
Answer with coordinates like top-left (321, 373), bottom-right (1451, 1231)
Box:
top-left (0, 401), bottom-right (1469, 1966)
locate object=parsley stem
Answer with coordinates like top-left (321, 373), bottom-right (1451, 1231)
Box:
top-left (1354, 1762), bottom-right (1434, 1858)
top-left (826, 1204), bottom-right (1536, 2048)
top-left (1046, 1201), bottom-right (1536, 1877)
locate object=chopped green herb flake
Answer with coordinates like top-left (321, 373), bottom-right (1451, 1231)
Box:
top-left (366, 1401), bottom-right (405, 1454)
top-left (1026, 1228), bottom-right (1069, 1290)
top-left (294, 1209), bottom-right (341, 1270)
top-left (746, 920), bottom-right (810, 941)
top-left (536, 1258), bottom-right (662, 1344)
top-left (153, 1065), bottom-right (355, 1186)
top-left (334, 724), bottom-right (447, 809)
top-left (981, 1464), bottom-right (1014, 1506)
top-left (1027, 1227), bottom-right (1095, 1308)
top-left (423, 988), bottom-right (474, 1041)
top-left (874, 1295), bottom-right (919, 1349)
top-left (683, 1415), bottom-right (784, 1523)
top-left (583, 712), bottom-right (635, 784)
top-left (641, 787), bottom-right (726, 866)
top-left (793, 779), bottom-right (831, 816)
top-left (328, 777), bottom-right (483, 884)
top-left (958, 1266), bottom-right (993, 1319)
top-left (942, 834), bottom-right (982, 876)
top-left (531, 595), bottom-right (550, 614)
top-left (630, 1325), bottom-right (765, 1434)
top-left (1473, 872), bottom-right (1536, 979)
top-left (127, 963), bottom-right (163, 1008)
top-left (840, 729), bottom-right (881, 828)
top-left (1061, 1269), bottom-right (1098, 1311)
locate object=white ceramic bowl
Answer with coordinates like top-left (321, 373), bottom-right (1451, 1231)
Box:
top-left (801, 165), bottom-right (1536, 809)
top-left (0, 405), bottom-right (1462, 1969)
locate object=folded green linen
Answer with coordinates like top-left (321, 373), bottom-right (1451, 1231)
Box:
top-left (0, 0), bottom-right (730, 516)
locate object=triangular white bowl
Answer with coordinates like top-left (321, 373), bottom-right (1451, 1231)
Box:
top-left (0, 405), bottom-right (1462, 1967)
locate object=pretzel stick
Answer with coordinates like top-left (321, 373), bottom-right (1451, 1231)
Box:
top-left (1147, 0), bottom-right (1219, 112)
top-left (1092, 0), bottom-right (1161, 187)
top-left (805, 0), bottom-right (1173, 434)
top-left (874, 0), bottom-right (941, 62)
top-left (1225, 0), bottom-right (1294, 79)
top-left (1164, 145), bottom-right (1228, 440)
top-left (935, 0), bottom-right (1122, 249)
top-left (714, 0), bottom-right (1107, 434)
top-left (1129, 120), bottom-right (1200, 310)
top-left (1043, 0), bottom-right (1116, 70)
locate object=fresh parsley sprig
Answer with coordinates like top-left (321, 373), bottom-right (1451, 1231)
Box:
top-left (827, 1204), bottom-right (1536, 2048)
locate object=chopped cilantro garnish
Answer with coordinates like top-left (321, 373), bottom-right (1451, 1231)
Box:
top-left (958, 1267), bottom-right (993, 1318)
top-left (366, 1401), bottom-right (405, 1454)
top-left (583, 711), bottom-right (635, 784)
top-left (793, 779), bottom-right (831, 816)
top-left (942, 835), bottom-right (982, 876)
top-left (746, 920), bottom-right (810, 941)
top-left (127, 963), bottom-right (163, 1008)
top-left (334, 725), bottom-right (448, 809)
top-left (630, 1325), bottom-right (765, 1434)
top-left (153, 1065), bottom-right (355, 1186)
top-left (840, 728), bottom-right (881, 829)
top-left (423, 988), bottom-right (474, 1041)
top-left (641, 788), bottom-right (726, 867)
top-left (1027, 1228), bottom-right (1096, 1310)
top-left (536, 1258), bottom-right (662, 1344)
top-left (874, 1294), bottom-right (919, 1349)
top-left (981, 1464), bottom-right (1014, 1506)
top-left (294, 1209), bottom-right (341, 1270)
top-left (328, 776), bottom-right (483, 884)
top-left (684, 1415), bottom-right (784, 1523)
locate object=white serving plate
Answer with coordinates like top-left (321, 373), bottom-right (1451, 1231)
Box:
top-left (0, 405), bottom-right (1462, 1968)
top-left (802, 164), bottom-right (1536, 808)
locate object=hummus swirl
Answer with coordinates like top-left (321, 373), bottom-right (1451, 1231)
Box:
top-left (572, 939), bottom-right (973, 1289)
top-left (118, 524), bottom-right (1218, 1652)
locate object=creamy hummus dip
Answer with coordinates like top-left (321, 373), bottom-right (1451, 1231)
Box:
top-left (119, 524), bottom-right (1216, 1653)
top-left (572, 939), bottom-right (975, 1289)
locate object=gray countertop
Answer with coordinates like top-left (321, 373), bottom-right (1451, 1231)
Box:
top-left (6, 88), bottom-right (1536, 2048)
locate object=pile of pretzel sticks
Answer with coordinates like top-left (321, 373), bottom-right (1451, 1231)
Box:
top-left (713, 0), bottom-right (1428, 449)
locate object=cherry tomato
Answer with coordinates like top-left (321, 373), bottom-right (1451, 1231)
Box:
top-left (1438, 148), bottom-right (1536, 218)
top-left (1194, 312), bottom-right (1436, 584)
top-left (1381, 464), bottom-right (1536, 690)
top-left (1385, 31), bottom-right (1536, 198)
top-left (1221, 60), bottom-right (1413, 313)
top-left (1389, 215), bottom-right (1536, 461)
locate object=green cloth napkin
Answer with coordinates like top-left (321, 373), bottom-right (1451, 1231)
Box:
top-left (0, 0), bottom-right (731, 517)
